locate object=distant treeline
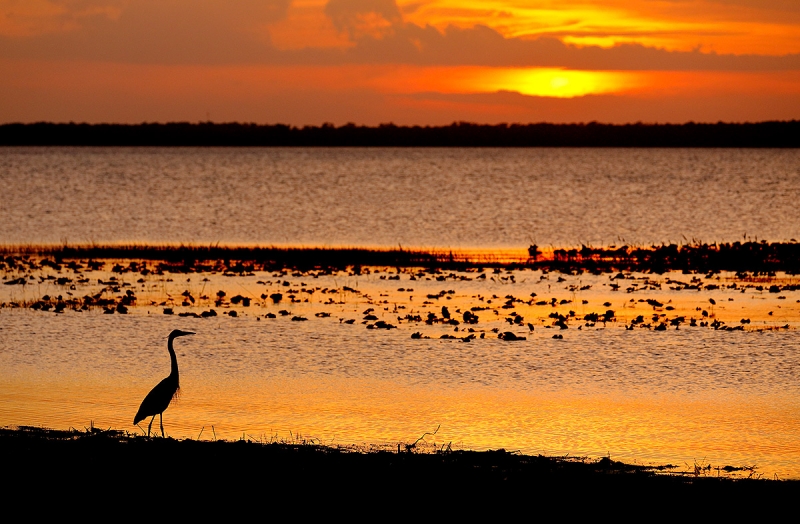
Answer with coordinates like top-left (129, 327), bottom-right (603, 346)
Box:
top-left (1, 121), bottom-right (799, 147)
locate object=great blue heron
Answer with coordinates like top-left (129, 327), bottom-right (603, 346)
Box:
top-left (134, 329), bottom-right (194, 437)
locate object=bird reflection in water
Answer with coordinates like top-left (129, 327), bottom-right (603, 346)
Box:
top-left (134, 329), bottom-right (194, 437)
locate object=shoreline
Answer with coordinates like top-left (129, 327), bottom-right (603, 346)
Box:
top-left (2, 241), bottom-right (800, 273)
top-left (3, 425), bottom-right (795, 491)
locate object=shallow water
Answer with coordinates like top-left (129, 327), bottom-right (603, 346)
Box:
top-left (1, 262), bottom-right (799, 478)
top-left (1, 147), bottom-right (799, 247)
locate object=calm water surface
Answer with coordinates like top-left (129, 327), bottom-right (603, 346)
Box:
top-left (3, 307), bottom-right (800, 476)
top-left (1, 147), bottom-right (799, 247)
top-left (1, 263), bottom-right (799, 477)
top-left (1, 147), bottom-right (799, 478)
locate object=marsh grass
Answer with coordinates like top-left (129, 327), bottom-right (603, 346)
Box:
top-left (2, 240), bottom-right (799, 273)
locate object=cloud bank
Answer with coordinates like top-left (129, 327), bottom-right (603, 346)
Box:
top-left (1, 0), bottom-right (798, 70)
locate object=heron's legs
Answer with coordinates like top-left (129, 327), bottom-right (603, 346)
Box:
top-left (147, 415), bottom-right (155, 437)
top-left (160, 412), bottom-right (165, 437)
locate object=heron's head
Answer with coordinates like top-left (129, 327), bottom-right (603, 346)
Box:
top-left (168, 329), bottom-right (195, 339)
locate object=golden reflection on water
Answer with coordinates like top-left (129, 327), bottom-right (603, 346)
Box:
top-left (4, 373), bottom-right (799, 476)
top-left (1, 261), bottom-right (800, 478)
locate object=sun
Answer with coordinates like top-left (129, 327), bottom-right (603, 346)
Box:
top-left (493, 68), bottom-right (637, 98)
top-left (549, 76), bottom-right (570, 90)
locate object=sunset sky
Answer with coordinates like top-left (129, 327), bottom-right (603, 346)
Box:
top-left (1, 0), bottom-right (799, 124)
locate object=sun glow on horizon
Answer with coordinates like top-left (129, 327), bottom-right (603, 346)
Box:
top-left (476, 68), bottom-right (641, 98)
top-left (369, 66), bottom-right (643, 98)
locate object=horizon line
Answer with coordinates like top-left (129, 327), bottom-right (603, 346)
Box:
top-left (3, 119), bottom-right (799, 127)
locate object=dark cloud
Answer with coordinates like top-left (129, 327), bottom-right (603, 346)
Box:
top-left (1, 0), bottom-right (798, 71)
top-left (1, 0), bottom-right (291, 64)
top-left (315, 0), bottom-right (800, 70)
top-left (321, 19), bottom-right (800, 70)
top-left (324, 0), bottom-right (402, 38)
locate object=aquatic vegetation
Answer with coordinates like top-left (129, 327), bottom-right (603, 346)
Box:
top-left (1, 249), bottom-right (796, 335)
top-left (2, 245), bottom-right (798, 480)
top-left (3, 240), bottom-right (800, 273)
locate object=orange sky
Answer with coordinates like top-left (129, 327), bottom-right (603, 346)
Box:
top-left (1, 0), bottom-right (799, 124)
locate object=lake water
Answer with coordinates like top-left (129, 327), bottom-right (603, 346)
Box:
top-left (1, 147), bottom-right (799, 478)
top-left (1, 147), bottom-right (799, 247)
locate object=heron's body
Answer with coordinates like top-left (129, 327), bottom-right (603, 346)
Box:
top-left (134, 374), bottom-right (179, 425)
top-left (134, 329), bottom-right (194, 436)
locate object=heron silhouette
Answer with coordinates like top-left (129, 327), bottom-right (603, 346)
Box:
top-left (134, 329), bottom-right (194, 437)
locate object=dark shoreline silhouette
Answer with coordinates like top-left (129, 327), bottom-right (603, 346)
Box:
top-left (3, 426), bottom-right (794, 501)
top-left (2, 241), bottom-right (799, 273)
top-left (2, 121), bottom-right (799, 147)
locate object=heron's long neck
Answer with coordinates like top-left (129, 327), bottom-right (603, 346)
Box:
top-left (167, 337), bottom-right (180, 384)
